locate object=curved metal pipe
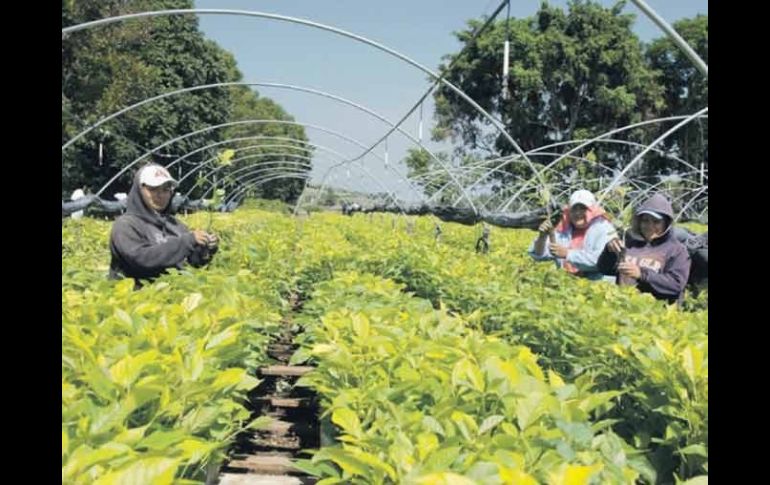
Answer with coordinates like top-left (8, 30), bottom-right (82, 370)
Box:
top-left (496, 113), bottom-right (709, 212)
top-left (63, 9), bottom-right (548, 212)
top-left (64, 81), bottom-right (452, 203)
top-left (598, 107), bottom-right (709, 200)
top-left (196, 160), bottom-right (314, 199)
top-left (95, 119), bottom-right (414, 197)
top-left (630, 0), bottom-right (708, 76)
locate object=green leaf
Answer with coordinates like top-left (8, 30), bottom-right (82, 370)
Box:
top-left (113, 426), bottom-right (148, 446)
top-left (450, 411), bottom-right (478, 441)
top-left (500, 422), bottom-right (519, 437)
top-left (246, 416), bottom-right (275, 431)
top-left (316, 447), bottom-right (369, 478)
top-left (177, 438), bottom-right (217, 463)
top-left (351, 313), bottom-right (370, 339)
top-left (311, 343), bottom-right (337, 355)
top-left (422, 415), bottom-right (446, 437)
top-left (85, 364), bottom-right (118, 401)
top-left (590, 419), bottom-right (621, 433)
top-left (211, 368), bottom-right (251, 392)
top-left (182, 293), bottom-right (203, 313)
top-left (452, 358), bottom-right (485, 392)
top-left (316, 478), bottom-right (346, 485)
top-left (416, 432), bottom-right (439, 461)
top-left (93, 457), bottom-right (180, 485)
top-left (680, 345), bottom-right (705, 383)
top-left (516, 392), bottom-right (546, 430)
top-left (678, 444), bottom-right (708, 458)
top-left (549, 463), bottom-right (603, 485)
top-left (478, 415), bottom-right (505, 435)
top-left (466, 461), bottom-right (500, 482)
top-left (331, 407), bottom-right (362, 438)
top-left (62, 442), bottom-right (133, 479)
top-left (138, 429), bottom-right (187, 451)
top-left (483, 356), bottom-right (521, 389)
top-left (548, 369), bottom-right (565, 388)
top-left (290, 348), bottom-right (311, 365)
top-left (218, 149), bottom-right (236, 166)
top-left (423, 446), bottom-right (461, 471)
top-left (415, 472), bottom-right (477, 485)
top-left (578, 390), bottom-right (621, 414)
top-left (205, 324), bottom-right (242, 352)
top-left (293, 458), bottom-right (341, 478)
top-left (114, 308), bottom-right (133, 329)
top-left (349, 448), bottom-right (397, 481)
top-left (109, 350), bottom-right (159, 388)
top-left (89, 400), bottom-right (136, 436)
top-left (181, 406), bottom-right (219, 433)
top-left (499, 467), bottom-right (538, 484)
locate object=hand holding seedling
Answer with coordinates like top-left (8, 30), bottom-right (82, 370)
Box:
top-left (618, 261), bottom-right (641, 279)
top-left (549, 242), bottom-right (569, 258)
top-left (607, 238), bottom-right (625, 254)
top-left (206, 233), bottom-right (219, 249)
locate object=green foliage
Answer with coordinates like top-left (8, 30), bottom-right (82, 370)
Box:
top-left (63, 209), bottom-right (706, 483)
top-left (62, 1), bottom-right (309, 203)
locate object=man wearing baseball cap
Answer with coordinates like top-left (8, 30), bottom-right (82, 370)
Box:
top-left (529, 189), bottom-right (615, 281)
top-left (598, 193), bottom-right (691, 304)
top-left (109, 163), bottom-right (219, 286)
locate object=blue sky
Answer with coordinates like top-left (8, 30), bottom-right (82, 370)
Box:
top-left (193, 1), bottom-right (708, 200)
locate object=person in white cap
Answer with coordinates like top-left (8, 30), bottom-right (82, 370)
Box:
top-left (528, 189), bottom-right (615, 281)
top-left (109, 163), bottom-right (218, 286)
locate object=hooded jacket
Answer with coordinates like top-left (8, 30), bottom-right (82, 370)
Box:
top-left (528, 204), bottom-right (615, 281)
top-left (598, 194), bottom-right (691, 304)
top-left (109, 169), bottom-right (215, 284)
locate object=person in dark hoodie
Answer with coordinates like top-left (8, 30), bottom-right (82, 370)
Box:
top-left (109, 164), bottom-right (218, 286)
top-left (597, 193), bottom-right (691, 304)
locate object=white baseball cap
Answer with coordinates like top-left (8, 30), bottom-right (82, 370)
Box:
top-left (637, 210), bottom-right (664, 220)
top-left (569, 189), bottom-right (596, 208)
top-left (139, 165), bottom-right (177, 188)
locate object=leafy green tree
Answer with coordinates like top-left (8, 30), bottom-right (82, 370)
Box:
top-left (432, 0), bottom-right (665, 185)
top-left (62, 0), bottom-right (309, 204)
top-left (644, 14), bottom-right (708, 176)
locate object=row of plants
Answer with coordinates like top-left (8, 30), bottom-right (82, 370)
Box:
top-left (62, 209), bottom-right (707, 482)
top-left (286, 212), bottom-right (708, 481)
top-left (62, 214), bottom-right (293, 483)
top-left (292, 271), bottom-right (651, 484)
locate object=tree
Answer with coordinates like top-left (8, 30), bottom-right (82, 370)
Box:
top-left (321, 187), bottom-right (338, 206)
top-left (217, 87), bottom-right (311, 204)
top-left (644, 15), bottom-right (708, 176)
top-left (63, 0), bottom-right (238, 196)
top-left (62, 0), bottom-right (309, 204)
top-left (402, 148), bottom-right (455, 202)
top-left (432, 0), bottom-right (666, 185)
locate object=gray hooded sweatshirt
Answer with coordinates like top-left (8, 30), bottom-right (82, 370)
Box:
top-left (598, 193), bottom-right (691, 304)
top-left (109, 171), bottom-right (215, 284)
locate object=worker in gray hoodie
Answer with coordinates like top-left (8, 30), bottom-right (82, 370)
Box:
top-left (109, 164), bottom-right (218, 286)
top-left (598, 193), bottom-right (691, 304)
